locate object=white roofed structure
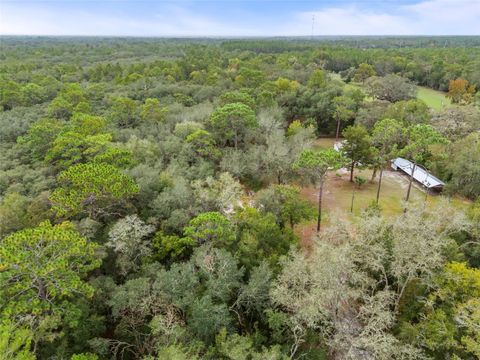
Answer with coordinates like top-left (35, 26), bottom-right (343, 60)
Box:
top-left (333, 141), bottom-right (344, 152)
top-left (391, 157), bottom-right (445, 190)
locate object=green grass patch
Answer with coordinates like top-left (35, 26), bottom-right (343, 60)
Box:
top-left (313, 137), bottom-right (338, 150)
top-left (308, 140), bottom-right (469, 219)
top-left (296, 167), bottom-right (470, 249)
top-left (416, 86), bottom-right (451, 111)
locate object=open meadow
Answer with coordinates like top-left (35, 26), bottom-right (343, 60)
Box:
top-left (417, 86), bottom-right (452, 110)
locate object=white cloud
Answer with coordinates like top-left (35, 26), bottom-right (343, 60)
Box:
top-left (0, 3), bottom-right (241, 36)
top-left (282, 6), bottom-right (412, 36)
top-left (403, 0), bottom-right (480, 34)
top-left (287, 0), bottom-right (480, 36)
top-left (0, 0), bottom-right (479, 36)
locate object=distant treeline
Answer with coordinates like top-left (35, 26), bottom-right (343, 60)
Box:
top-left (2, 36), bottom-right (480, 92)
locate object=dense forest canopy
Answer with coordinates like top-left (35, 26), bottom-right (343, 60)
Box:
top-left (0, 36), bottom-right (479, 360)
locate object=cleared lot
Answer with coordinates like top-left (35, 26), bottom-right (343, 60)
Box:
top-left (295, 167), bottom-right (470, 249)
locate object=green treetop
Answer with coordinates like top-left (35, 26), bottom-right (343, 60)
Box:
top-left (341, 125), bottom-right (374, 182)
top-left (401, 124), bottom-right (448, 202)
top-left (183, 211), bottom-right (235, 249)
top-left (371, 118), bottom-right (406, 203)
top-left (0, 221), bottom-right (100, 322)
top-left (209, 102), bottom-right (257, 150)
top-left (50, 162), bottom-right (139, 219)
top-left (293, 149), bottom-right (345, 231)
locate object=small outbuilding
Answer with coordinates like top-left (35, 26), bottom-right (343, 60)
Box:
top-left (391, 157), bottom-right (445, 190)
top-left (333, 141), bottom-right (344, 152)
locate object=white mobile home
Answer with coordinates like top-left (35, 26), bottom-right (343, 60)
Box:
top-left (391, 157), bottom-right (445, 190)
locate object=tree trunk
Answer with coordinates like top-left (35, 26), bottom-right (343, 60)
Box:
top-left (405, 162), bottom-right (416, 202)
top-left (335, 117), bottom-right (341, 142)
top-left (371, 167), bottom-right (377, 182)
top-left (424, 172), bottom-right (430, 202)
top-left (350, 160), bottom-right (355, 182)
top-left (376, 168), bottom-right (384, 204)
top-left (37, 278), bottom-right (47, 301)
top-left (350, 187), bottom-right (355, 213)
top-left (317, 179), bottom-right (324, 232)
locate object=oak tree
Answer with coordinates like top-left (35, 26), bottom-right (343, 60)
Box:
top-left (209, 103), bottom-right (257, 150)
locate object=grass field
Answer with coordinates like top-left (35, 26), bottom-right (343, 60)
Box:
top-left (416, 86), bottom-right (452, 111)
top-left (302, 169), bottom-right (468, 222)
top-left (338, 73), bottom-right (452, 111)
top-left (296, 167), bottom-right (470, 248)
top-left (310, 139), bottom-right (471, 217)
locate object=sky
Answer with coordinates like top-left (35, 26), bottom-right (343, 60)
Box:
top-left (0, 0), bottom-right (479, 37)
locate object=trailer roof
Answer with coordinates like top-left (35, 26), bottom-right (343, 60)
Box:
top-left (391, 158), bottom-right (445, 189)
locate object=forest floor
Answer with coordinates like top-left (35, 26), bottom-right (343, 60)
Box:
top-left (312, 137), bottom-right (337, 150)
top-left (295, 138), bottom-right (471, 249)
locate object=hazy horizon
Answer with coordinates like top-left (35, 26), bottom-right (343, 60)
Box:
top-left (1, 35), bottom-right (480, 39)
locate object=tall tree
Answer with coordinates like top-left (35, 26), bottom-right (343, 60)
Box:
top-left (353, 63), bottom-right (376, 83)
top-left (270, 233), bottom-right (424, 360)
top-left (341, 125), bottom-right (373, 182)
top-left (108, 97), bottom-right (139, 128)
top-left (255, 184), bottom-right (315, 229)
top-left (365, 75), bottom-right (416, 103)
top-left (183, 211), bottom-right (235, 248)
top-left (443, 133), bottom-right (480, 199)
top-left (371, 118), bottom-right (405, 203)
top-left (44, 113), bottom-right (133, 170)
top-left (0, 221), bottom-right (101, 346)
top-left (50, 162), bottom-right (139, 219)
top-left (350, 175), bottom-right (366, 213)
top-left (401, 124), bottom-right (447, 203)
top-left (191, 172), bottom-right (243, 214)
top-left (271, 204), bottom-right (467, 360)
top-left (219, 90), bottom-right (256, 109)
top-left (106, 215), bottom-right (155, 275)
top-left (261, 119), bottom-right (314, 184)
top-left (140, 98), bottom-right (168, 123)
top-left (185, 129), bottom-right (220, 161)
top-left (333, 96), bottom-right (355, 142)
top-left (412, 262), bottom-right (480, 359)
top-left (447, 78), bottom-right (476, 104)
top-left (0, 320), bottom-right (36, 360)
top-left (307, 69), bottom-right (327, 89)
top-left (17, 118), bottom-right (64, 161)
top-left (208, 103), bottom-right (257, 150)
top-left (233, 207), bottom-right (296, 269)
top-left (384, 99), bottom-right (430, 126)
top-left (293, 149), bottom-right (345, 232)
top-left (47, 83), bottom-right (89, 120)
